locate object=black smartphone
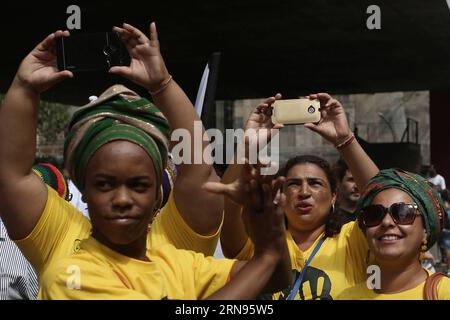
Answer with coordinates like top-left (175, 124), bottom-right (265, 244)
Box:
top-left (56, 32), bottom-right (130, 72)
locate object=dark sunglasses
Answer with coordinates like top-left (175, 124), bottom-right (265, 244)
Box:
top-left (361, 202), bottom-right (420, 227)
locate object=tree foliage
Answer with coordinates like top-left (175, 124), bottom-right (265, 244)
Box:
top-left (37, 100), bottom-right (71, 144)
top-left (1, 94), bottom-right (71, 145)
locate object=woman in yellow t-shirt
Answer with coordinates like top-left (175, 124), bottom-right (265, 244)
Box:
top-left (337, 169), bottom-right (450, 300)
top-left (0, 23), bottom-right (290, 299)
top-left (205, 93), bottom-right (380, 299)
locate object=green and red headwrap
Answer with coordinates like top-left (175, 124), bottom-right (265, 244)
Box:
top-left (355, 168), bottom-right (445, 249)
top-left (64, 85), bottom-right (170, 206)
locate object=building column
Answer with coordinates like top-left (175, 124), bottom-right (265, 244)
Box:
top-left (430, 90), bottom-right (450, 186)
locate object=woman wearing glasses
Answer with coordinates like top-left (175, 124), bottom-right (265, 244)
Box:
top-left (338, 169), bottom-right (450, 299)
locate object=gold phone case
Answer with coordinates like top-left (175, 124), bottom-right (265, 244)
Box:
top-left (271, 99), bottom-right (321, 125)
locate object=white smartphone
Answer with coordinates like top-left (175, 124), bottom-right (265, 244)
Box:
top-left (271, 99), bottom-right (321, 125)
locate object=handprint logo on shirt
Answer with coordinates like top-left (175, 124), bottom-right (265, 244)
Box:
top-left (277, 267), bottom-right (333, 300)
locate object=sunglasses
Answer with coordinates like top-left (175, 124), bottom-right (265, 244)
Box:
top-left (360, 202), bottom-right (420, 227)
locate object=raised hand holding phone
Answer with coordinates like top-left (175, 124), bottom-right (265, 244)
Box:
top-left (56, 32), bottom-right (129, 72)
top-left (17, 30), bottom-right (73, 94)
top-left (303, 93), bottom-right (353, 146)
top-left (244, 94), bottom-right (284, 147)
top-left (109, 22), bottom-right (171, 93)
top-left (271, 98), bottom-right (321, 125)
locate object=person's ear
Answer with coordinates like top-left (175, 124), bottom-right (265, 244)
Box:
top-left (422, 229), bottom-right (427, 242)
top-left (332, 192), bottom-right (337, 206)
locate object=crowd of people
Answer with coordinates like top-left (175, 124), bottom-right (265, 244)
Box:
top-left (0, 21), bottom-right (449, 300)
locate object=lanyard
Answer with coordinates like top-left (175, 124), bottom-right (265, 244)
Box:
top-left (287, 235), bottom-right (326, 300)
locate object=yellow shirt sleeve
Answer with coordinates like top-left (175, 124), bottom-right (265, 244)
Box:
top-left (149, 191), bottom-right (223, 256)
top-left (234, 237), bottom-right (255, 260)
top-left (15, 186), bottom-right (91, 275)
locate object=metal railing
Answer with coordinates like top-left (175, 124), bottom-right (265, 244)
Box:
top-left (400, 118), bottom-right (419, 144)
top-left (355, 117), bottom-right (418, 144)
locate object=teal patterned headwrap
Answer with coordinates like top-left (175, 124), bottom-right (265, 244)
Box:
top-left (355, 168), bottom-right (445, 249)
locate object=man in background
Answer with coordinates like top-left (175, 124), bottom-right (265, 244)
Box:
top-left (333, 158), bottom-right (360, 224)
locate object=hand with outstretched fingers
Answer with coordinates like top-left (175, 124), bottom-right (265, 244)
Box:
top-left (203, 93), bottom-right (284, 206)
top-left (110, 22), bottom-right (170, 92)
top-left (203, 159), bottom-right (281, 206)
top-left (242, 174), bottom-right (287, 255)
top-left (304, 93), bottom-right (352, 146)
top-left (15, 30), bottom-right (73, 93)
top-left (244, 94), bottom-right (284, 148)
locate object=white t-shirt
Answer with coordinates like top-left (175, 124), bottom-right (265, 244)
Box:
top-left (428, 174), bottom-right (446, 190)
top-left (68, 180), bottom-right (90, 219)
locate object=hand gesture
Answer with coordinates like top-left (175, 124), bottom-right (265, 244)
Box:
top-left (110, 22), bottom-right (170, 92)
top-left (304, 93), bottom-right (352, 145)
top-left (244, 94), bottom-right (284, 148)
top-left (16, 31), bottom-right (73, 93)
top-left (202, 161), bottom-right (249, 206)
top-left (203, 94), bottom-right (285, 206)
top-left (242, 174), bottom-right (286, 255)
top-left (203, 159), bottom-right (279, 206)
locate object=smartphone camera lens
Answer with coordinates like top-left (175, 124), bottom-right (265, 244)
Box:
top-left (308, 106), bottom-right (316, 114)
top-left (103, 45), bottom-right (117, 57)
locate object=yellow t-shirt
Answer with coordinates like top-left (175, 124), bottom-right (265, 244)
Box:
top-left (236, 222), bottom-right (368, 300)
top-left (16, 186), bottom-right (220, 277)
top-left (150, 189), bottom-right (220, 255)
top-left (39, 237), bottom-right (234, 300)
top-left (337, 270), bottom-right (450, 300)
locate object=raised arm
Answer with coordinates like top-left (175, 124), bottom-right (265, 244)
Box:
top-left (0, 31), bottom-right (73, 239)
top-left (203, 95), bottom-right (283, 258)
top-left (304, 93), bottom-right (379, 191)
top-left (110, 22), bottom-right (222, 236)
top-left (207, 168), bottom-right (291, 299)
